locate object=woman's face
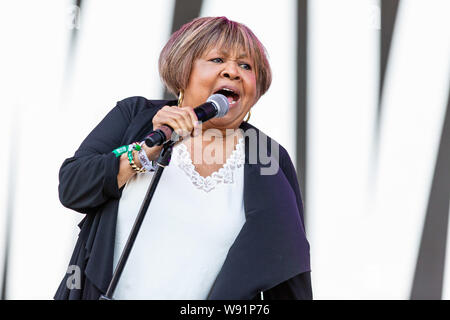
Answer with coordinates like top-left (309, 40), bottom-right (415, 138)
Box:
top-left (182, 47), bottom-right (258, 132)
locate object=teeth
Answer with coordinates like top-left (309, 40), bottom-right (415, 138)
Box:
top-left (215, 87), bottom-right (239, 105)
top-left (222, 88), bottom-right (235, 93)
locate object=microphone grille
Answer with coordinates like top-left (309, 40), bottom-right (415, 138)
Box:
top-left (207, 94), bottom-right (229, 118)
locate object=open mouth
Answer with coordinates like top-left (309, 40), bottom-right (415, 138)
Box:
top-left (214, 87), bottom-right (240, 106)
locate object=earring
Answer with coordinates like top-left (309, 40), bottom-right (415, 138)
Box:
top-left (244, 109), bottom-right (251, 122)
top-left (178, 90), bottom-right (184, 107)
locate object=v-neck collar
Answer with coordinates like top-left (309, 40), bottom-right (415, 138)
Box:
top-left (173, 137), bottom-right (245, 192)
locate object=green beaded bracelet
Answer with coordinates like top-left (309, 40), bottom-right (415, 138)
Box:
top-left (127, 143), bottom-right (146, 173)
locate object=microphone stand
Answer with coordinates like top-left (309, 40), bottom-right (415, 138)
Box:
top-left (99, 140), bottom-right (175, 300)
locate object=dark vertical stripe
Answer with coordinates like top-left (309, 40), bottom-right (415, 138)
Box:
top-left (371, 1), bottom-right (400, 202)
top-left (410, 87), bottom-right (450, 299)
top-left (1, 110), bottom-right (20, 300)
top-left (163, 0), bottom-right (203, 100)
top-left (377, 0), bottom-right (400, 133)
top-left (296, 0), bottom-right (308, 225)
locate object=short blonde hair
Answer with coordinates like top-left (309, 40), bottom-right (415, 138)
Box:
top-left (159, 16), bottom-right (272, 99)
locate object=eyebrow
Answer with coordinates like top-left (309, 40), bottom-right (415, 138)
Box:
top-left (217, 49), bottom-right (249, 60)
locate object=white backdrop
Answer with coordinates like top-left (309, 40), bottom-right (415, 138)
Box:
top-left (0, 0), bottom-right (449, 299)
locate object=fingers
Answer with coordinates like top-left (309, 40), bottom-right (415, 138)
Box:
top-left (181, 106), bottom-right (201, 137)
top-left (162, 109), bottom-right (190, 137)
top-left (152, 105), bottom-right (199, 138)
top-left (172, 107), bottom-right (199, 136)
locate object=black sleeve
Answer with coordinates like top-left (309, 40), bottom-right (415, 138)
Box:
top-left (58, 100), bottom-right (133, 213)
top-left (263, 272), bottom-right (312, 300)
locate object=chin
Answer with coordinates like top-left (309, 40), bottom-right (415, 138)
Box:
top-left (207, 117), bottom-right (237, 130)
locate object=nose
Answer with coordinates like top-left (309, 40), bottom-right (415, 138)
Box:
top-left (221, 62), bottom-right (240, 81)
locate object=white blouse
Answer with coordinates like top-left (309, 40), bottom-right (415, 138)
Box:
top-left (112, 138), bottom-right (246, 300)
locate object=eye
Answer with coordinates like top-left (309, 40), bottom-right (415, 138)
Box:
top-left (239, 63), bottom-right (252, 71)
top-left (210, 57), bottom-right (223, 63)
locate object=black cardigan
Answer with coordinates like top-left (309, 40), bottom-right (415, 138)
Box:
top-left (54, 96), bottom-right (312, 300)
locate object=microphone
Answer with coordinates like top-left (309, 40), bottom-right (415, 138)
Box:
top-left (144, 94), bottom-right (229, 147)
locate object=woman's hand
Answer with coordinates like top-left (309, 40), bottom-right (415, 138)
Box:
top-left (152, 105), bottom-right (200, 139)
top-left (117, 105), bottom-right (200, 189)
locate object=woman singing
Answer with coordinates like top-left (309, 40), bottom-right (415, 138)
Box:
top-left (54, 16), bottom-right (312, 300)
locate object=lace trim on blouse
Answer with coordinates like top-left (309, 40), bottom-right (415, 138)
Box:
top-left (174, 138), bottom-right (245, 192)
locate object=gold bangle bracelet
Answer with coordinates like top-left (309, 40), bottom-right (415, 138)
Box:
top-left (129, 149), bottom-right (146, 173)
